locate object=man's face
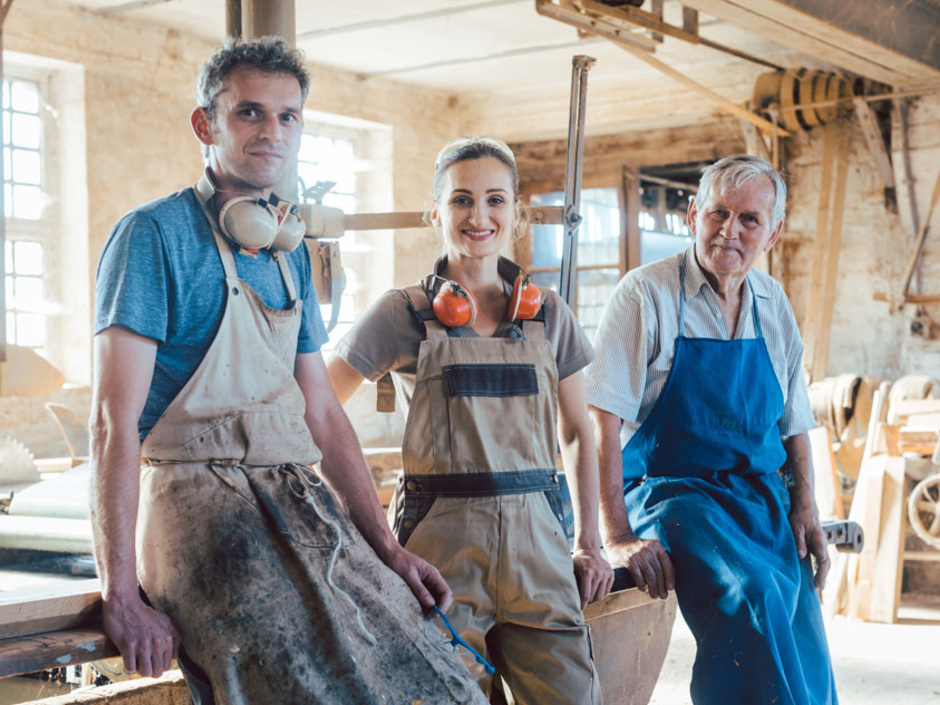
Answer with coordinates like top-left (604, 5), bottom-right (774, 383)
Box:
top-left (689, 175), bottom-right (782, 283)
top-left (196, 66), bottom-right (304, 198)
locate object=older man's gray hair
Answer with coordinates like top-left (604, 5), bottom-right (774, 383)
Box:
top-left (697, 155), bottom-right (787, 230)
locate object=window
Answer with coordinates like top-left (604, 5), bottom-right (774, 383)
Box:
top-left (297, 114), bottom-right (393, 349)
top-left (527, 188), bottom-right (622, 339)
top-left (2, 53), bottom-right (89, 385)
top-left (638, 183), bottom-right (694, 265)
top-left (3, 75), bottom-right (50, 354)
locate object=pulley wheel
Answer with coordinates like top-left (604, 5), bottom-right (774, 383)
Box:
top-left (908, 473), bottom-right (940, 550)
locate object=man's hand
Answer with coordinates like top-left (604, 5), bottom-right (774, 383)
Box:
top-left (789, 495), bottom-right (830, 589)
top-left (102, 595), bottom-right (180, 678)
top-left (572, 547), bottom-right (615, 608)
top-left (605, 534), bottom-right (675, 600)
top-left (383, 546), bottom-right (454, 613)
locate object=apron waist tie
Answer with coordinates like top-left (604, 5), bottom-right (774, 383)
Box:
top-left (280, 464), bottom-right (378, 646)
top-left (401, 469), bottom-right (560, 497)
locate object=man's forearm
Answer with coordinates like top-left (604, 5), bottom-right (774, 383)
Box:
top-left (310, 404), bottom-right (398, 561)
top-left (89, 416), bottom-right (145, 602)
top-left (782, 433), bottom-right (816, 510)
top-left (591, 407), bottom-right (638, 543)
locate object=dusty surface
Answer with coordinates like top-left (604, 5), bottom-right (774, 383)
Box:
top-left (649, 593), bottom-right (940, 705)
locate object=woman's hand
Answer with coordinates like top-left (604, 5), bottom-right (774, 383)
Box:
top-left (572, 547), bottom-right (615, 608)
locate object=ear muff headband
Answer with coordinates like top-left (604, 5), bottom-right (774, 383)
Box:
top-left (195, 169), bottom-right (306, 252)
top-left (429, 270), bottom-right (541, 328)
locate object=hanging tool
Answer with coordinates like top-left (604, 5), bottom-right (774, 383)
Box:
top-left (559, 55), bottom-right (595, 307)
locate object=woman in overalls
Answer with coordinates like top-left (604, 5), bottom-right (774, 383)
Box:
top-left (328, 137), bottom-right (613, 704)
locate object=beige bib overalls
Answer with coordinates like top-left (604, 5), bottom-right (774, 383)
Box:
top-left (387, 268), bottom-right (602, 705)
top-left (134, 208), bottom-right (485, 705)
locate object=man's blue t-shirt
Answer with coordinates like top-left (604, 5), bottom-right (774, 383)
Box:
top-left (95, 187), bottom-right (329, 439)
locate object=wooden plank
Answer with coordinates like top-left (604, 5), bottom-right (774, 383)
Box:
top-left (847, 456), bottom-right (888, 621)
top-left (680, 0), bottom-right (940, 85)
top-left (0, 627), bottom-right (117, 678)
top-left (808, 426), bottom-right (844, 520)
top-left (0, 579), bottom-right (101, 641)
top-left (868, 459), bottom-right (906, 623)
top-left (803, 122), bottom-right (836, 379)
top-left (810, 123), bottom-right (850, 381)
top-left (853, 97), bottom-right (895, 190)
top-left (882, 423), bottom-right (902, 457)
top-left (890, 398), bottom-right (940, 424)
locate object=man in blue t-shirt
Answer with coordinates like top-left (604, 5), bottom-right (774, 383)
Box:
top-left (89, 37), bottom-right (481, 705)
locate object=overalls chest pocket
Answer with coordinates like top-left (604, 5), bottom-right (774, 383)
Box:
top-left (441, 363), bottom-right (543, 472)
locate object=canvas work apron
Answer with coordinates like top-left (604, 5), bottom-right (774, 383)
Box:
top-left (136, 221), bottom-right (486, 705)
top-left (387, 264), bottom-right (601, 705)
top-left (620, 261), bottom-right (838, 705)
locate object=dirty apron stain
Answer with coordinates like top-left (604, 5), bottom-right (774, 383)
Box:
top-left (620, 261), bottom-right (838, 705)
top-left (137, 227), bottom-right (485, 705)
top-left (388, 280), bottom-right (601, 705)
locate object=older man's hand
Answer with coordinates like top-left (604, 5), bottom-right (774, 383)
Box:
top-left (605, 533), bottom-right (675, 599)
top-left (789, 494), bottom-right (830, 590)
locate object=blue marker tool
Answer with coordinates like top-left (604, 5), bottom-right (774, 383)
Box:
top-left (432, 605), bottom-right (496, 675)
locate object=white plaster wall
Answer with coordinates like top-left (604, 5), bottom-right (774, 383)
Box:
top-left (783, 106), bottom-right (940, 382)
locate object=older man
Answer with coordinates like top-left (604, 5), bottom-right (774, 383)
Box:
top-left (588, 155), bottom-right (838, 704)
top-left (90, 37), bottom-right (484, 704)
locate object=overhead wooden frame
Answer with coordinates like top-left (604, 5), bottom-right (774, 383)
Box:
top-left (535, 0), bottom-right (790, 138)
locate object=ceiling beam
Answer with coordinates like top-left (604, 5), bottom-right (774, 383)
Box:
top-left (298, 0), bottom-right (524, 41)
top-left (680, 0), bottom-right (940, 86)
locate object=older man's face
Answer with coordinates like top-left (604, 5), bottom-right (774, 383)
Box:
top-left (688, 175), bottom-right (782, 284)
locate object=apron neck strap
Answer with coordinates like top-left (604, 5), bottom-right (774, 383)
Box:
top-left (193, 185), bottom-right (297, 302)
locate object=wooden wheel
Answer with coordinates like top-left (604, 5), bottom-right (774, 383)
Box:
top-left (908, 473), bottom-right (940, 550)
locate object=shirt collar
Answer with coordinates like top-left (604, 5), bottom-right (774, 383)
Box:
top-left (682, 245), bottom-right (771, 300)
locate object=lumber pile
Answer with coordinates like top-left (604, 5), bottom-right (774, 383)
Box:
top-left (821, 376), bottom-right (940, 623)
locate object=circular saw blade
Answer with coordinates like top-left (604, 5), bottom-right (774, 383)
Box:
top-left (0, 434), bottom-right (41, 486)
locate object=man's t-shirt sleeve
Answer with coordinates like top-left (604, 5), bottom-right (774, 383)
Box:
top-left (94, 211), bottom-right (170, 343)
top-left (295, 244), bottom-right (330, 354)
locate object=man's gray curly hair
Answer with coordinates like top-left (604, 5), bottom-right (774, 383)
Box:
top-left (196, 36), bottom-right (310, 120)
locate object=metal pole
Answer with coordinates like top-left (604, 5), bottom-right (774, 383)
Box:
top-left (558, 55), bottom-right (595, 307)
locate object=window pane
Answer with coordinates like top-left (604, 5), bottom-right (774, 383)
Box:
top-left (12, 149), bottom-right (41, 185)
top-left (15, 312), bottom-right (46, 347)
top-left (12, 184), bottom-right (42, 219)
top-left (12, 114), bottom-right (41, 150)
top-left (14, 241), bottom-right (43, 275)
top-left (4, 240), bottom-right (11, 274)
top-left (13, 275), bottom-right (42, 306)
top-left (576, 268), bottom-right (619, 340)
top-left (5, 276), bottom-right (12, 302)
top-left (640, 231), bottom-right (694, 265)
top-left (2, 115), bottom-right (10, 146)
top-left (4, 183), bottom-right (11, 219)
top-left (5, 311), bottom-right (14, 345)
top-left (2, 82), bottom-right (9, 111)
top-left (11, 81), bottom-right (40, 114)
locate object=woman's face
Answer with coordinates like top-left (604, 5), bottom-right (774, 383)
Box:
top-left (434, 156), bottom-right (518, 261)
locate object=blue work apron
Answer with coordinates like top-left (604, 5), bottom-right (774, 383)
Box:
top-left (621, 261), bottom-right (838, 705)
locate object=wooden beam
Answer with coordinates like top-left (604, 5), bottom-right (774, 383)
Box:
top-left (0, 580), bottom-right (101, 640)
top-left (853, 97), bottom-right (895, 190)
top-left (622, 167), bottom-right (642, 271)
top-left (680, 0), bottom-right (940, 86)
top-left (810, 123), bottom-right (850, 381)
top-left (610, 41), bottom-right (789, 137)
top-left (0, 627), bottom-right (117, 678)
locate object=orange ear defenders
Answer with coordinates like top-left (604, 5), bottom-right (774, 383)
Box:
top-left (194, 169), bottom-right (307, 252)
top-left (431, 272), bottom-right (541, 328)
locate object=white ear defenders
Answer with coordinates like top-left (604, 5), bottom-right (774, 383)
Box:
top-left (194, 169), bottom-right (307, 252)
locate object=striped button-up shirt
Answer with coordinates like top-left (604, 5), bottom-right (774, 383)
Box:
top-left (586, 247), bottom-right (815, 449)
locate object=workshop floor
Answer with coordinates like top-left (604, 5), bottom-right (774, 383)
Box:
top-left (648, 593), bottom-right (940, 704)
